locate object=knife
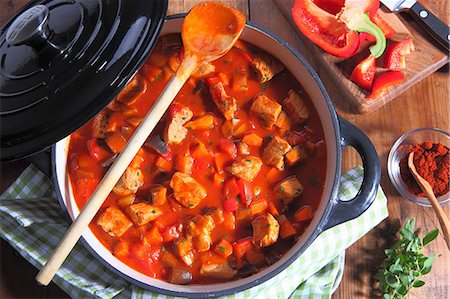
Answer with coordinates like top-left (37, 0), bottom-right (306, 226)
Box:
top-left (380, 0), bottom-right (450, 52)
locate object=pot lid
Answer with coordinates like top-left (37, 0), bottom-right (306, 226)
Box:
top-left (0, 0), bottom-right (168, 161)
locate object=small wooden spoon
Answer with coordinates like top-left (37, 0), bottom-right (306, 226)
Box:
top-left (36, 2), bottom-right (246, 285)
top-left (408, 152), bottom-right (450, 250)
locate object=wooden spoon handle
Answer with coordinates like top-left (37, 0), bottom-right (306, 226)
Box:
top-left (36, 55), bottom-right (198, 286)
top-left (424, 189), bottom-right (450, 250)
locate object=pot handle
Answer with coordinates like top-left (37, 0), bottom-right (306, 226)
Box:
top-left (27, 148), bottom-right (52, 177)
top-left (321, 117), bottom-right (380, 231)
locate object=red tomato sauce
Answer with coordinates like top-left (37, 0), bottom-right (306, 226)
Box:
top-left (67, 34), bottom-right (327, 284)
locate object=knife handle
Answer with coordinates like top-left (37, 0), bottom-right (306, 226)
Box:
top-left (409, 2), bottom-right (449, 52)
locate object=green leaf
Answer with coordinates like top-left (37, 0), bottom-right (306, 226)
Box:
top-left (399, 274), bottom-right (410, 286)
top-left (423, 229), bottom-right (439, 246)
top-left (422, 266), bottom-right (432, 275)
top-left (383, 294), bottom-right (391, 299)
top-left (423, 255), bottom-right (434, 269)
top-left (398, 284), bottom-right (408, 296)
top-left (405, 218), bottom-right (416, 233)
top-left (402, 227), bottom-right (414, 241)
top-left (413, 280), bottom-right (425, 288)
top-left (386, 274), bottom-right (398, 288)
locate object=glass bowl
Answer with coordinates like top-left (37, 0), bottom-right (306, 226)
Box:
top-left (388, 127), bottom-right (450, 207)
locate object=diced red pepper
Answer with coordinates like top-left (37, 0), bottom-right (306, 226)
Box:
top-left (87, 138), bottom-right (110, 161)
top-left (385, 38), bottom-right (415, 70)
top-left (223, 178), bottom-right (241, 201)
top-left (233, 237), bottom-right (254, 268)
top-left (237, 179), bottom-right (253, 206)
top-left (162, 224), bottom-right (183, 242)
top-left (350, 54), bottom-right (376, 90)
top-left (220, 140), bottom-right (237, 159)
top-left (168, 102), bottom-right (183, 118)
top-left (75, 177), bottom-right (98, 199)
top-left (223, 199), bottom-right (239, 213)
top-left (371, 11), bottom-right (396, 39)
top-left (367, 71), bottom-right (405, 99)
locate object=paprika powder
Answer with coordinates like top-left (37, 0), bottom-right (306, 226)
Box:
top-left (399, 142), bottom-right (449, 197)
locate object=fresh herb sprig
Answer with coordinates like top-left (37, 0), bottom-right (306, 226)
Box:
top-left (375, 218), bottom-right (439, 299)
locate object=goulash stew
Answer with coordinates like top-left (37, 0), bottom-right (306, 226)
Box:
top-left (68, 34), bottom-right (327, 284)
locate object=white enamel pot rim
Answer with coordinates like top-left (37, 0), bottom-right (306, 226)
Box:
top-left (52, 15), bottom-right (380, 298)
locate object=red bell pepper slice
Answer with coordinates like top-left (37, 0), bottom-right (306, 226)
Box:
top-left (385, 38), bottom-right (415, 70)
top-left (371, 12), bottom-right (396, 39)
top-left (313, 0), bottom-right (379, 17)
top-left (350, 54), bottom-right (376, 90)
top-left (292, 0), bottom-right (360, 58)
top-left (223, 178), bottom-right (241, 201)
top-left (223, 199), bottom-right (239, 213)
top-left (87, 138), bottom-right (111, 161)
top-left (292, 0), bottom-right (386, 58)
top-left (237, 179), bottom-right (253, 206)
top-left (367, 71), bottom-right (404, 99)
top-left (220, 140), bottom-right (237, 159)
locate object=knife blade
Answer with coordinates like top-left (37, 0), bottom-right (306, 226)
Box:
top-left (380, 0), bottom-right (450, 52)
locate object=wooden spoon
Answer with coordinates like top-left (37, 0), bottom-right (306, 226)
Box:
top-left (36, 2), bottom-right (246, 285)
top-left (408, 152), bottom-right (450, 250)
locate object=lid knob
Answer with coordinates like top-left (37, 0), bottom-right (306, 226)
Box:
top-left (6, 5), bottom-right (61, 55)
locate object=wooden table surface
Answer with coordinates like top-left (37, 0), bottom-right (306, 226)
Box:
top-left (1, 0), bottom-right (448, 298)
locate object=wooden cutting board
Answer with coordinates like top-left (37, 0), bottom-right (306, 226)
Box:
top-left (272, 0), bottom-right (449, 114)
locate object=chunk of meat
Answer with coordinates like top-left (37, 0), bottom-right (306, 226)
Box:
top-left (227, 156), bottom-right (263, 182)
top-left (116, 73), bottom-right (147, 105)
top-left (250, 94), bottom-right (282, 128)
top-left (126, 202), bottom-right (162, 226)
top-left (164, 103), bottom-right (193, 144)
top-left (283, 90), bottom-right (309, 125)
top-left (150, 185), bottom-right (167, 206)
top-left (97, 206), bottom-right (132, 237)
top-left (250, 53), bottom-right (284, 83)
top-left (200, 259), bottom-right (237, 279)
top-left (113, 167), bottom-right (144, 196)
top-left (274, 111), bottom-right (291, 130)
top-left (191, 62), bottom-right (216, 78)
top-left (209, 82), bottom-right (237, 120)
top-left (92, 110), bottom-right (116, 138)
top-left (274, 176), bottom-right (304, 204)
top-left (262, 136), bottom-right (292, 170)
top-left (168, 267), bottom-right (193, 285)
top-left (187, 215), bottom-right (215, 252)
top-left (174, 237), bottom-right (195, 266)
top-left (169, 172), bottom-right (207, 208)
top-left (251, 213), bottom-right (280, 247)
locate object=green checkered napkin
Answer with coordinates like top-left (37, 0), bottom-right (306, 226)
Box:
top-left (0, 165), bottom-right (388, 299)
